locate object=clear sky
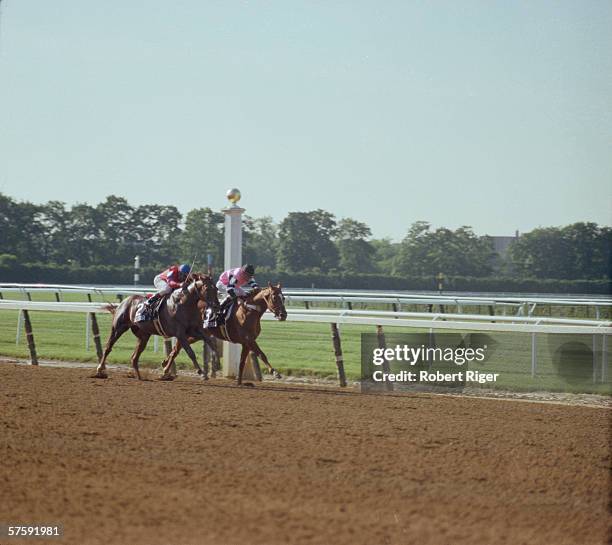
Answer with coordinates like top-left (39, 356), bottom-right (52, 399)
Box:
top-left (1, 1), bottom-right (610, 241)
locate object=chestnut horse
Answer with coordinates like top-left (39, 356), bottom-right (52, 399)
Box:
top-left (161, 283), bottom-right (287, 385)
top-left (95, 273), bottom-right (220, 380)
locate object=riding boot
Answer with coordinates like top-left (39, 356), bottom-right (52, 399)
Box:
top-left (219, 296), bottom-right (236, 321)
top-left (147, 293), bottom-right (162, 309)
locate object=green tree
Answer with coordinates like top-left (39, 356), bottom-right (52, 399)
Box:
top-left (95, 196), bottom-right (138, 265)
top-left (395, 222), bottom-right (494, 277)
top-left (0, 193), bottom-right (21, 258)
top-left (0, 193), bottom-right (44, 262)
top-left (244, 215), bottom-right (278, 268)
top-left (335, 218), bottom-right (376, 273)
top-left (37, 201), bottom-right (71, 263)
top-left (66, 203), bottom-right (102, 266)
top-left (370, 238), bottom-right (400, 273)
top-left (134, 205), bottom-right (182, 266)
top-left (509, 223), bottom-right (611, 279)
top-left (277, 210), bottom-right (339, 272)
top-left (180, 208), bottom-right (224, 270)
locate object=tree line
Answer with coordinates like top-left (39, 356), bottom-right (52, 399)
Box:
top-left (0, 193), bottom-right (609, 280)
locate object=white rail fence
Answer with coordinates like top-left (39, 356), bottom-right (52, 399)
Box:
top-left (0, 283), bottom-right (610, 318)
top-left (1, 298), bottom-right (610, 387)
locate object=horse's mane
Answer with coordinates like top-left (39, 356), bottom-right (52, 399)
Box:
top-left (188, 271), bottom-right (212, 283)
top-left (247, 284), bottom-right (284, 301)
top-left (246, 286), bottom-right (263, 301)
top-left (170, 272), bottom-right (214, 304)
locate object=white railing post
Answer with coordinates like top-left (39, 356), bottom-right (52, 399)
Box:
top-left (222, 188), bottom-right (244, 378)
top-left (602, 334), bottom-right (608, 383)
top-left (16, 309), bottom-right (23, 345)
top-left (134, 255), bottom-right (140, 286)
top-left (531, 332), bottom-right (537, 377)
top-left (592, 335), bottom-right (597, 383)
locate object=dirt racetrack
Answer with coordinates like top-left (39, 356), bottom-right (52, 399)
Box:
top-left (1, 363), bottom-right (610, 545)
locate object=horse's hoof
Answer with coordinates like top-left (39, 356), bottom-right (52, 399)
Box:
top-left (197, 369), bottom-right (203, 375)
top-left (274, 371), bottom-right (282, 379)
top-left (240, 382), bottom-right (255, 388)
top-left (93, 371), bottom-right (108, 379)
top-left (159, 374), bottom-right (175, 381)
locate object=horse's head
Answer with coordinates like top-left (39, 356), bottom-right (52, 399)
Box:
top-left (259, 282), bottom-right (287, 321)
top-left (190, 273), bottom-right (220, 312)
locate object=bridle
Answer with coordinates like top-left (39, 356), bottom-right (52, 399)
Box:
top-left (259, 288), bottom-right (287, 320)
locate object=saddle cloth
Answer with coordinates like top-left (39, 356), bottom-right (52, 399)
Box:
top-left (204, 298), bottom-right (241, 329)
top-left (135, 296), bottom-right (166, 323)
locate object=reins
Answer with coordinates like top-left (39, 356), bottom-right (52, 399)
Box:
top-left (244, 288), bottom-right (276, 315)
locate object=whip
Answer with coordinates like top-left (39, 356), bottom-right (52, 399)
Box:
top-left (186, 254), bottom-right (198, 282)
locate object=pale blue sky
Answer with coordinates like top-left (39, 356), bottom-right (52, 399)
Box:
top-left (1, 1), bottom-right (610, 240)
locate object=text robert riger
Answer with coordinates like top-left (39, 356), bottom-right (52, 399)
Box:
top-left (372, 370), bottom-right (499, 384)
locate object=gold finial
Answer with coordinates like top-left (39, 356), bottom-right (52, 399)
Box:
top-left (226, 188), bottom-right (241, 205)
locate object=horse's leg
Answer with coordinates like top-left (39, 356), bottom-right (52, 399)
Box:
top-left (95, 322), bottom-right (130, 378)
top-left (130, 332), bottom-right (150, 381)
top-left (169, 340), bottom-right (178, 378)
top-left (237, 344), bottom-right (250, 386)
top-left (249, 340), bottom-right (282, 379)
top-left (196, 332), bottom-right (218, 380)
top-left (203, 351), bottom-right (210, 380)
top-left (185, 329), bottom-right (217, 380)
top-left (160, 337), bottom-right (200, 379)
top-left (159, 346), bottom-right (179, 377)
top-left (175, 333), bottom-right (204, 377)
top-left (202, 335), bottom-right (220, 378)
top-left (161, 342), bottom-right (182, 380)
top-left (170, 354), bottom-right (177, 378)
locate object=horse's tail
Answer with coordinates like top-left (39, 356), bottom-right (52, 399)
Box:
top-left (104, 303), bottom-right (118, 314)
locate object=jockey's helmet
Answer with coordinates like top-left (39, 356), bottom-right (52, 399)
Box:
top-left (242, 264), bottom-right (255, 276)
top-left (179, 263), bottom-right (191, 277)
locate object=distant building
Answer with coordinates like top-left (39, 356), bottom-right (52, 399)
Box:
top-left (490, 231), bottom-right (519, 257)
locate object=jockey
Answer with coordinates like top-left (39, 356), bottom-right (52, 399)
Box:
top-left (217, 264), bottom-right (258, 314)
top-left (146, 263), bottom-right (191, 309)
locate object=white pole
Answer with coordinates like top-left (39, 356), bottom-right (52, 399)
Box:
top-left (602, 334), bottom-right (608, 383)
top-left (531, 332), bottom-right (537, 377)
top-left (16, 310), bottom-right (23, 345)
top-left (222, 189), bottom-right (244, 378)
top-left (592, 335), bottom-right (597, 383)
top-left (134, 255), bottom-right (140, 286)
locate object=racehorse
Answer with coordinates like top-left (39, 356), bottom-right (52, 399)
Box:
top-left (95, 273), bottom-right (220, 380)
top-left (161, 283), bottom-right (287, 385)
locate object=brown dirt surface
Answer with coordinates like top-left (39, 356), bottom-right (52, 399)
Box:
top-left (1, 363), bottom-right (610, 545)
